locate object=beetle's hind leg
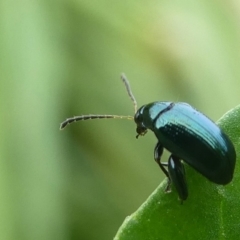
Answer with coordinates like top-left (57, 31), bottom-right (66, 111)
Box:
top-left (168, 155), bottom-right (188, 202)
top-left (154, 142), bottom-right (171, 192)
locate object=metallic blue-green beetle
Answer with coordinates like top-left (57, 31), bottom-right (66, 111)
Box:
top-left (60, 75), bottom-right (236, 202)
top-left (134, 101), bottom-right (236, 201)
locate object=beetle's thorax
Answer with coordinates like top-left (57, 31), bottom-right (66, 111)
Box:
top-left (134, 102), bottom-right (174, 137)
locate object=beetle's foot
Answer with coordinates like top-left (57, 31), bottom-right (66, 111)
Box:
top-left (164, 179), bottom-right (171, 193)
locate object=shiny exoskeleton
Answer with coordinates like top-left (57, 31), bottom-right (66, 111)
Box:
top-left (134, 101), bottom-right (236, 201)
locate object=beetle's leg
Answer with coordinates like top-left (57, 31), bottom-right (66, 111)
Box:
top-left (154, 142), bottom-right (169, 179)
top-left (168, 155), bottom-right (188, 203)
top-left (161, 162), bottom-right (168, 167)
top-left (154, 142), bottom-right (171, 192)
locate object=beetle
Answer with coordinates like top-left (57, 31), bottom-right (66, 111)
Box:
top-left (60, 74), bottom-right (236, 202)
top-left (135, 101), bottom-right (236, 201)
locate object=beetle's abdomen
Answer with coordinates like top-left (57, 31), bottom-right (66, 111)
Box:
top-left (154, 103), bottom-right (236, 184)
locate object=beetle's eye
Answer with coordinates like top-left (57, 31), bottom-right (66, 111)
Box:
top-left (134, 110), bottom-right (143, 124)
top-left (134, 107), bottom-right (147, 138)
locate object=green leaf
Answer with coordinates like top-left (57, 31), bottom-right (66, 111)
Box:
top-left (114, 105), bottom-right (240, 240)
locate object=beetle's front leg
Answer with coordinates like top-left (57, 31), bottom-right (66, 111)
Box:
top-left (154, 142), bottom-right (171, 192)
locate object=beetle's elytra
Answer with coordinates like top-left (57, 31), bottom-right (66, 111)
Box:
top-left (60, 74), bottom-right (236, 202)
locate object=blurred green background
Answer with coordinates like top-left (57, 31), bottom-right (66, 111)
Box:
top-left (1, 1), bottom-right (240, 240)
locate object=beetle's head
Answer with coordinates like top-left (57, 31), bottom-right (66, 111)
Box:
top-left (134, 106), bottom-right (148, 138)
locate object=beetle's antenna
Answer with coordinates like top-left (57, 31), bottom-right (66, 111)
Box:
top-left (60, 114), bottom-right (133, 130)
top-left (120, 73), bottom-right (138, 113)
top-left (60, 74), bottom-right (137, 130)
